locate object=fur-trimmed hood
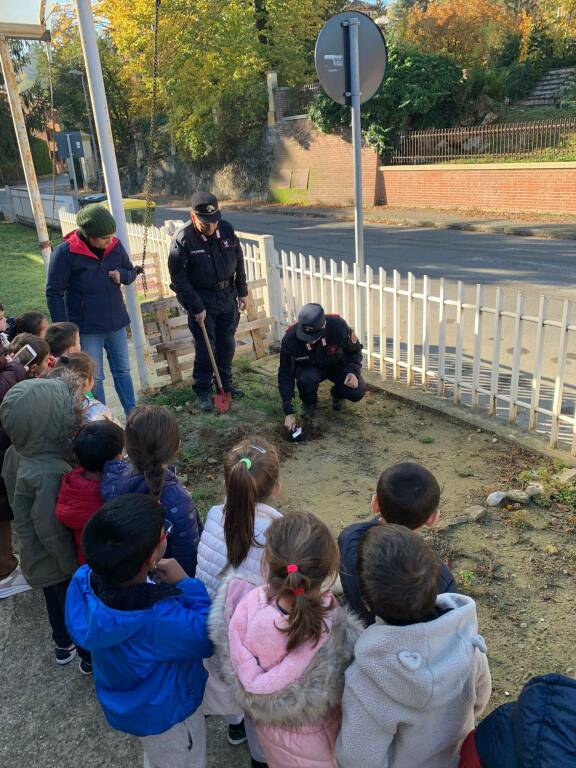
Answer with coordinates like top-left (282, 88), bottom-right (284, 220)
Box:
top-left (209, 571), bottom-right (363, 728)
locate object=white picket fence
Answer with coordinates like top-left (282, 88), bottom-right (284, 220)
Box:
top-left (276, 251), bottom-right (576, 455)
top-left (58, 209), bottom-right (576, 454)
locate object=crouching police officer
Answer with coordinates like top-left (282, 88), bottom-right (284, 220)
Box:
top-left (168, 192), bottom-right (248, 411)
top-left (278, 303), bottom-right (366, 431)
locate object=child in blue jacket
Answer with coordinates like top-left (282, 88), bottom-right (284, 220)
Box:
top-left (101, 405), bottom-right (202, 576)
top-left (65, 493), bottom-right (213, 767)
top-left (338, 462), bottom-right (458, 626)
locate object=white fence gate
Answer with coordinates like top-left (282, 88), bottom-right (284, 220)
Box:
top-left (58, 210), bottom-right (576, 454)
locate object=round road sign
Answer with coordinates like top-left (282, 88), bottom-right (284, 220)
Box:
top-left (314, 11), bottom-right (387, 106)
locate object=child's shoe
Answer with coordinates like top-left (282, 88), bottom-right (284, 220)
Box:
top-left (251, 761), bottom-right (268, 768)
top-left (54, 644), bottom-right (77, 665)
top-left (227, 719), bottom-right (247, 745)
top-left (79, 658), bottom-right (93, 675)
top-left (0, 566), bottom-right (31, 599)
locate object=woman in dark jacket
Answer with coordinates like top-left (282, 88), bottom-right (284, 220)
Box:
top-left (460, 673), bottom-right (576, 768)
top-left (46, 204), bottom-right (141, 416)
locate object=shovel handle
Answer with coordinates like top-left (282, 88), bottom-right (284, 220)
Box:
top-left (198, 318), bottom-right (225, 393)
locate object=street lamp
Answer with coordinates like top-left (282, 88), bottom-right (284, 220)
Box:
top-left (69, 67), bottom-right (102, 189)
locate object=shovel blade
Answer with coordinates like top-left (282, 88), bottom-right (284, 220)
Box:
top-left (214, 390), bottom-right (232, 414)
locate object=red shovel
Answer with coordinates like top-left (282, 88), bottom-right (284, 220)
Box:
top-left (199, 319), bottom-right (232, 414)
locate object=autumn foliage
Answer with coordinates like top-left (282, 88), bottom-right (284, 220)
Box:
top-left (402, 0), bottom-right (517, 67)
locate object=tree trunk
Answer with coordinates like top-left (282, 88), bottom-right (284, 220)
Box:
top-left (254, 0), bottom-right (268, 46)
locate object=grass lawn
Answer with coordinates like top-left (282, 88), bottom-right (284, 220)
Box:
top-left (0, 223), bottom-right (59, 316)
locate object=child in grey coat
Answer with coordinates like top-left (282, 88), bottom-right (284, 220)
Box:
top-left (336, 525), bottom-right (491, 768)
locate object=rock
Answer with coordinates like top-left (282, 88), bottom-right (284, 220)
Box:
top-left (206, 457), bottom-right (218, 465)
top-left (520, 622), bottom-right (528, 628)
top-left (174, 405), bottom-right (183, 412)
top-left (446, 515), bottom-right (471, 527)
top-left (526, 484), bottom-right (545, 498)
top-left (507, 490), bottom-right (530, 503)
top-left (487, 491), bottom-right (507, 507)
top-left (555, 468), bottom-right (576, 486)
top-left (465, 505), bottom-right (487, 522)
top-left (492, 438), bottom-right (498, 444)
top-left (543, 544), bottom-right (559, 555)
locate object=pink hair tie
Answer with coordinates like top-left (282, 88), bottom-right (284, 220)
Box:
top-left (286, 564), bottom-right (298, 574)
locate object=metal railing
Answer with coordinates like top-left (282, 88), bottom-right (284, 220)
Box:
top-left (390, 118), bottom-right (576, 164)
top-left (273, 83), bottom-right (321, 120)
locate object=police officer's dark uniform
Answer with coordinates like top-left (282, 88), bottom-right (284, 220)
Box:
top-left (278, 303), bottom-right (366, 417)
top-left (168, 192), bottom-right (248, 408)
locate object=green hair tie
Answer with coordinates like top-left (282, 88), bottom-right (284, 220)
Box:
top-left (240, 457), bottom-right (252, 469)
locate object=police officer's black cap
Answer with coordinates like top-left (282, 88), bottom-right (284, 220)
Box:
top-left (191, 191), bottom-right (221, 223)
top-left (297, 303), bottom-right (326, 342)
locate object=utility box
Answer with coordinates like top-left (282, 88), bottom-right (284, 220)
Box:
top-left (55, 130), bottom-right (97, 190)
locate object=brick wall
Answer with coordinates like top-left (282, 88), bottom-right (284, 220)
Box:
top-left (270, 118), bottom-right (576, 214)
top-left (270, 118), bottom-right (379, 206)
top-left (376, 163), bottom-right (576, 215)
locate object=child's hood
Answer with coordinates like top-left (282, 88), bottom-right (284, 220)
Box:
top-left (101, 459), bottom-right (178, 500)
top-left (58, 467), bottom-right (101, 507)
top-left (66, 565), bottom-right (157, 651)
top-left (209, 572), bottom-right (363, 728)
top-left (351, 594), bottom-right (487, 717)
top-left (0, 378), bottom-right (76, 457)
top-left (229, 586), bottom-right (337, 695)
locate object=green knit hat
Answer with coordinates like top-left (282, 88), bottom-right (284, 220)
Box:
top-left (77, 204), bottom-right (117, 239)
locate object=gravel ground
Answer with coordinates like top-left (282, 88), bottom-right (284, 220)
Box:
top-left (0, 591), bottom-right (246, 768)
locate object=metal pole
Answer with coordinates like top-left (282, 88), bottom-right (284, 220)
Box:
top-left (74, 0), bottom-right (152, 391)
top-left (66, 133), bottom-right (79, 195)
top-left (0, 36), bottom-right (52, 275)
top-left (80, 73), bottom-right (102, 189)
top-left (348, 18), bottom-right (364, 272)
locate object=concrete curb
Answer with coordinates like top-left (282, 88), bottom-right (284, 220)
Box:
top-left (223, 205), bottom-right (576, 241)
top-left (364, 375), bottom-right (576, 468)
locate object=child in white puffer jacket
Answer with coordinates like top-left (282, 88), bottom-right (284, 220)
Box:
top-left (196, 438), bottom-right (282, 767)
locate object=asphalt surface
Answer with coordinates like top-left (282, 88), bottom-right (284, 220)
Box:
top-left (156, 206), bottom-right (576, 302)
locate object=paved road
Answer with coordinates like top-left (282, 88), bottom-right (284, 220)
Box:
top-left (156, 206), bottom-right (576, 302)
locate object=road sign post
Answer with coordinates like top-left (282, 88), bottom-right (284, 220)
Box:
top-left (315, 12), bottom-right (387, 276)
top-left (347, 18), bottom-right (364, 271)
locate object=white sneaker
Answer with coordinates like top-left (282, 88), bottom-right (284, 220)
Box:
top-left (0, 566), bottom-right (31, 599)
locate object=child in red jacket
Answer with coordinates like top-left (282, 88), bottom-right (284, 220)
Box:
top-left (56, 421), bottom-right (124, 565)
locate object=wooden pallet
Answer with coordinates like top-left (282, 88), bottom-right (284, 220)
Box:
top-left (134, 253), bottom-right (167, 299)
top-left (141, 279), bottom-right (272, 384)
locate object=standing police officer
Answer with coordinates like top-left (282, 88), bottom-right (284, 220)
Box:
top-left (278, 303), bottom-right (366, 432)
top-left (168, 192), bottom-right (248, 411)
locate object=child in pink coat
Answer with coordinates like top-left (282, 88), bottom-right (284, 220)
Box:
top-left (209, 511), bottom-right (362, 768)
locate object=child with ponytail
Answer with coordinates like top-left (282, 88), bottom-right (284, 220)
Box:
top-left (101, 405), bottom-right (202, 576)
top-left (197, 439), bottom-right (282, 759)
top-left (209, 511), bottom-right (362, 768)
top-left (196, 438), bottom-right (282, 597)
